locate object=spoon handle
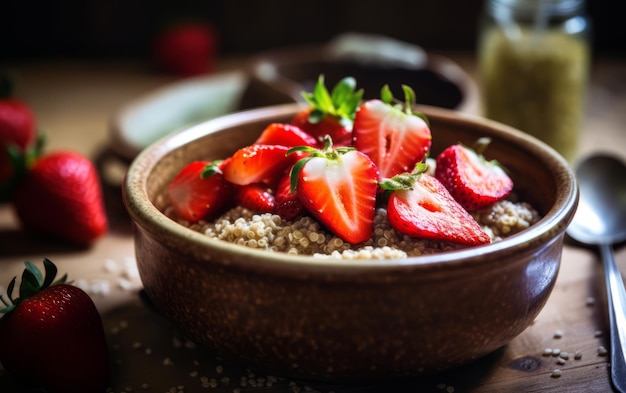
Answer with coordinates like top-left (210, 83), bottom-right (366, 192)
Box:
top-left (601, 242), bottom-right (626, 393)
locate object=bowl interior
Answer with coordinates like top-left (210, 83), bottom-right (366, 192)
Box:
top-left (130, 103), bottom-right (575, 270)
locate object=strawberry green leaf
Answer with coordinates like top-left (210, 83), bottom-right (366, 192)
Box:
top-left (20, 268), bottom-right (41, 299)
top-left (42, 258), bottom-right (58, 288)
top-left (25, 261), bottom-right (43, 287)
top-left (0, 303), bottom-right (15, 314)
top-left (402, 85), bottom-right (416, 113)
top-left (6, 277), bottom-right (16, 303)
top-left (312, 75), bottom-right (334, 113)
top-left (1, 259), bottom-right (68, 315)
top-left (381, 85), bottom-right (393, 104)
top-left (289, 156), bottom-right (311, 193)
top-left (200, 160), bottom-right (224, 179)
top-left (301, 75), bottom-right (363, 125)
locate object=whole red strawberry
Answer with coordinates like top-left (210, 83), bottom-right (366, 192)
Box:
top-left (153, 21), bottom-right (218, 77)
top-left (291, 75), bottom-right (363, 146)
top-left (435, 138), bottom-right (514, 211)
top-left (0, 259), bottom-right (110, 393)
top-left (0, 98), bottom-right (37, 187)
top-left (168, 160), bottom-right (233, 222)
top-left (12, 151), bottom-right (108, 245)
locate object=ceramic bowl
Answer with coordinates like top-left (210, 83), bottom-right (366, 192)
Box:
top-left (122, 103), bottom-right (577, 379)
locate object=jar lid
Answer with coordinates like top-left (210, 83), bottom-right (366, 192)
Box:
top-left (487, 0), bottom-right (585, 18)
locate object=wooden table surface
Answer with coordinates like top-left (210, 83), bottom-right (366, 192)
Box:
top-left (1, 53), bottom-right (625, 393)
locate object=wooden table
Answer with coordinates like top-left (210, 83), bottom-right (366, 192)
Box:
top-left (1, 53), bottom-right (625, 393)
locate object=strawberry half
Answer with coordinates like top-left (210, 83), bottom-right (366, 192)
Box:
top-left (235, 182), bottom-right (276, 213)
top-left (272, 170), bottom-right (304, 220)
top-left (167, 160), bottom-right (233, 222)
top-left (222, 144), bottom-right (302, 187)
top-left (435, 138), bottom-right (514, 211)
top-left (383, 166), bottom-right (491, 246)
top-left (0, 259), bottom-right (110, 393)
top-left (291, 75), bottom-right (363, 146)
top-left (253, 122), bottom-right (318, 147)
top-left (288, 137), bottom-right (379, 244)
top-left (353, 85), bottom-right (432, 180)
top-left (12, 151), bottom-right (108, 245)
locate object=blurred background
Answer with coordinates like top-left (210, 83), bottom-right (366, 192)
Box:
top-left (1, 0), bottom-right (624, 62)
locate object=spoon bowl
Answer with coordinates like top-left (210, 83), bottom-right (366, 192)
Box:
top-left (566, 153), bottom-right (626, 393)
top-left (567, 154), bottom-right (626, 246)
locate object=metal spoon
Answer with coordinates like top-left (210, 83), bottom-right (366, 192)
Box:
top-left (566, 154), bottom-right (626, 393)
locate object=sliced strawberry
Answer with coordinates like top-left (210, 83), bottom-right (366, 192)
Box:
top-left (353, 85), bottom-right (432, 180)
top-left (291, 75), bottom-right (363, 146)
top-left (222, 144), bottom-right (302, 186)
top-left (235, 182), bottom-right (276, 213)
top-left (273, 170), bottom-right (304, 220)
top-left (254, 123), bottom-right (318, 147)
top-left (289, 137), bottom-right (379, 244)
top-left (167, 160), bottom-right (233, 222)
top-left (435, 138), bottom-right (513, 211)
top-left (383, 168), bottom-right (491, 246)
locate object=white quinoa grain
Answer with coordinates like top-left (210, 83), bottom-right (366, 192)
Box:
top-left (598, 346), bottom-right (608, 356)
top-left (174, 196), bottom-right (539, 259)
top-left (557, 358), bottom-right (566, 365)
top-left (554, 330), bottom-right (563, 339)
top-left (542, 348), bottom-right (553, 356)
top-left (595, 330), bottom-right (603, 337)
top-left (552, 348), bottom-right (561, 357)
top-left (559, 352), bottom-right (569, 360)
top-left (586, 296), bottom-right (596, 306)
top-left (551, 369), bottom-right (562, 378)
top-left (574, 350), bottom-right (583, 360)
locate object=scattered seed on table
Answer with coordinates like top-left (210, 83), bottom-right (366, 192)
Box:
top-left (543, 348), bottom-right (553, 356)
top-left (598, 346), bottom-right (608, 356)
top-left (574, 350), bottom-right (583, 360)
top-left (552, 348), bottom-right (561, 356)
top-left (586, 296), bottom-right (595, 306)
top-left (595, 330), bottom-right (603, 337)
top-left (557, 358), bottom-right (566, 365)
top-left (554, 330), bottom-right (563, 339)
top-left (551, 369), bottom-right (562, 378)
top-left (559, 351), bottom-right (569, 360)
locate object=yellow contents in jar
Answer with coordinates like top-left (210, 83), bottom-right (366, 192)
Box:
top-left (479, 27), bottom-right (589, 162)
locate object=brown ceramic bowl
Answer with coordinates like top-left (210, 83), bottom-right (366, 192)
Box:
top-left (122, 103), bottom-right (577, 379)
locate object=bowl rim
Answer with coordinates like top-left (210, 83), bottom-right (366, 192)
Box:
top-left (123, 103), bottom-right (578, 274)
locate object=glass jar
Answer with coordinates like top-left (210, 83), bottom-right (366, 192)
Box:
top-left (478, 0), bottom-right (591, 162)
